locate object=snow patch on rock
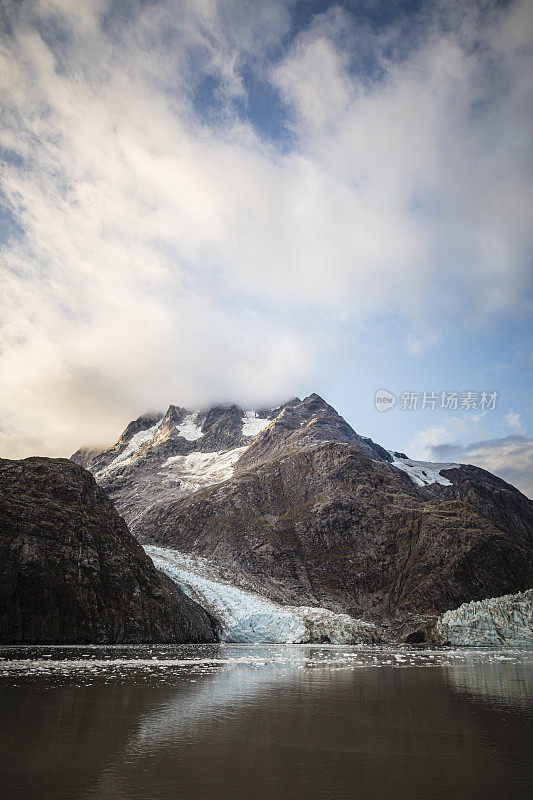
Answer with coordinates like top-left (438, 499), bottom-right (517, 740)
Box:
top-left (97, 420), bottom-right (163, 477)
top-left (175, 412), bottom-right (204, 441)
top-left (434, 590), bottom-right (533, 646)
top-left (146, 546), bottom-right (377, 644)
top-left (242, 410), bottom-right (270, 437)
top-left (389, 452), bottom-right (459, 487)
top-left (161, 447), bottom-right (247, 492)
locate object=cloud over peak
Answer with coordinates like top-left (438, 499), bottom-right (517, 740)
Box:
top-left (0, 0), bottom-right (532, 457)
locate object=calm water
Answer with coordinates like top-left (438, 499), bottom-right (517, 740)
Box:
top-left (0, 644), bottom-right (531, 800)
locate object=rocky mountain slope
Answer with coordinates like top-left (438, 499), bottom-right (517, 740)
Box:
top-left (0, 457), bottom-right (219, 644)
top-left (74, 394), bottom-right (533, 641)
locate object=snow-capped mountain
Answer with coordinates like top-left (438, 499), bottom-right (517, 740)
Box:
top-left (72, 394), bottom-right (391, 532)
top-left (73, 393), bottom-right (533, 642)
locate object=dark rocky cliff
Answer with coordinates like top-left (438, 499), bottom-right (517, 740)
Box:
top-left (0, 457), bottom-right (219, 644)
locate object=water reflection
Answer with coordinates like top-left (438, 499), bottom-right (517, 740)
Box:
top-left (445, 660), bottom-right (533, 709)
top-left (0, 645), bottom-right (531, 800)
top-left (132, 658), bottom-right (296, 749)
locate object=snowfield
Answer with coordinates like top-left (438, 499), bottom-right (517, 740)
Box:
top-left (389, 452), bottom-right (459, 487)
top-left (146, 546), bottom-right (377, 644)
top-left (161, 447), bottom-right (247, 492)
top-left (242, 410), bottom-right (271, 437)
top-left (175, 412), bottom-right (204, 441)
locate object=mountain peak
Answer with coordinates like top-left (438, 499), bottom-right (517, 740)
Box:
top-left (301, 392), bottom-right (332, 411)
top-left (303, 392), bottom-right (327, 403)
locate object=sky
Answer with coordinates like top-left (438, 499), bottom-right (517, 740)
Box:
top-left (0, 0), bottom-right (532, 496)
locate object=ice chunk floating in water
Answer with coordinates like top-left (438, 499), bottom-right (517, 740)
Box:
top-left (146, 546), bottom-right (376, 644)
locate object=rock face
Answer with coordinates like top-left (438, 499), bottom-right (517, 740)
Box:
top-left (0, 457), bottom-right (219, 644)
top-left (432, 590), bottom-right (533, 646)
top-left (75, 394), bottom-right (533, 640)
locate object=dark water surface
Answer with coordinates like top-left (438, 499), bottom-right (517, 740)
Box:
top-left (0, 644), bottom-right (531, 800)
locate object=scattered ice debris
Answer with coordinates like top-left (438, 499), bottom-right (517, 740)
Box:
top-left (434, 590), bottom-right (533, 646)
top-left (175, 413), bottom-right (204, 441)
top-left (242, 410), bottom-right (270, 437)
top-left (146, 546), bottom-right (376, 644)
top-left (388, 451), bottom-right (459, 487)
top-left (2, 645), bottom-right (531, 692)
top-left (162, 447), bottom-right (247, 492)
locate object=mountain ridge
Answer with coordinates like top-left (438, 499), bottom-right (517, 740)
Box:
top-left (72, 393), bottom-right (533, 641)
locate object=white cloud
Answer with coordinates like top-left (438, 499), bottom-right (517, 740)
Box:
top-left (0, 0), bottom-right (532, 457)
top-left (407, 415), bottom-right (487, 461)
top-left (272, 1), bottom-right (533, 319)
top-left (505, 411), bottom-right (524, 433)
top-left (408, 424), bottom-right (458, 459)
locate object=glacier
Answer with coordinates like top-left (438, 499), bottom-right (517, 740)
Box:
top-left (434, 590), bottom-right (533, 646)
top-left (389, 452), bottom-right (459, 487)
top-left (146, 546), bottom-right (377, 644)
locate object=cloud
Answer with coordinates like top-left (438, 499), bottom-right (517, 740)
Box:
top-left (407, 416), bottom-right (485, 460)
top-left (0, 0), bottom-right (532, 457)
top-left (505, 411), bottom-right (525, 433)
top-left (429, 435), bottom-right (533, 498)
top-left (273, 0), bottom-right (533, 319)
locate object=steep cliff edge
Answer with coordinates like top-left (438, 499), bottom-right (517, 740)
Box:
top-left (0, 457), bottom-right (219, 644)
